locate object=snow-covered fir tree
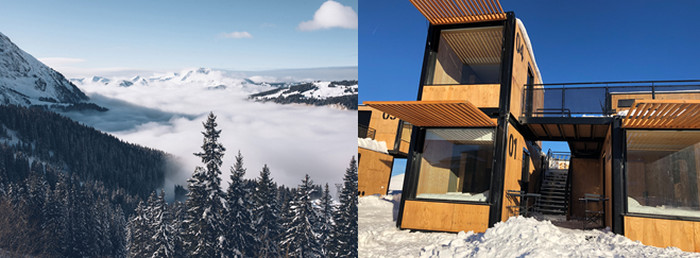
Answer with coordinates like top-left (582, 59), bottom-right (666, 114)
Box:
top-left (41, 173), bottom-right (68, 256)
top-left (329, 156), bottom-right (358, 257)
top-left (253, 164), bottom-right (281, 257)
top-left (318, 183), bottom-right (335, 255)
top-left (222, 151), bottom-right (257, 257)
top-left (184, 112), bottom-right (226, 257)
top-left (281, 174), bottom-right (322, 258)
top-left (128, 197), bottom-right (154, 257)
top-left (151, 190), bottom-right (175, 258)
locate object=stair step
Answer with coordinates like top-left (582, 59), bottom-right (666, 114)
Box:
top-left (538, 200), bottom-right (566, 205)
top-left (539, 195), bottom-right (566, 200)
top-left (535, 208), bottom-right (566, 214)
top-left (540, 187), bottom-right (566, 192)
top-left (536, 203), bottom-right (566, 209)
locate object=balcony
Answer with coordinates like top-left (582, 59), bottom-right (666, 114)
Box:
top-left (358, 124), bottom-right (376, 139)
top-left (521, 80), bottom-right (700, 119)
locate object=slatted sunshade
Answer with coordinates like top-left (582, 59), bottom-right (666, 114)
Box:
top-left (409, 0), bottom-right (506, 25)
top-left (623, 100), bottom-right (700, 129)
top-left (441, 26), bottom-right (502, 64)
top-left (364, 100), bottom-right (496, 127)
top-left (627, 130), bottom-right (700, 151)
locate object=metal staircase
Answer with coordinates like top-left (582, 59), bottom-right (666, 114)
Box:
top-left (534, 151), bottom-right (571, 215)
top-left (535, 169), bottom-right (568, 214)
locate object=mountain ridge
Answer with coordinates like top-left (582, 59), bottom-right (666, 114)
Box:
top-left (0, 32), bottom-right (89, 106)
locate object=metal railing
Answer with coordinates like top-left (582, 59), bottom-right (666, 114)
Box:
top-left (522, 80), bottom-right (700, 118)
top-left (358, 124), bottom-right (376, 139)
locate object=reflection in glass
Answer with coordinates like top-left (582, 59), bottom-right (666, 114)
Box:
top-left (626, 130), bottom-right (700, 218)
top-left (415, 128), bottom-right (494, 202)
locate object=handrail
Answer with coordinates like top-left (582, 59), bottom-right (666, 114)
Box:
top-left (528, 79), bottom-right (700, 87)
top-left (522, 79), bottom-right (700, 118)
top-left (358, 124), bottom-right (376, 139)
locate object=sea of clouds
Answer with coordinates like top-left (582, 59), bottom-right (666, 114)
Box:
top-left (63, 71), bottom-right (356, 197)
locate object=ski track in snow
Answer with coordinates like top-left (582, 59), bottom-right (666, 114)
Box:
top-left (359, 194), bottom-right (700, 258)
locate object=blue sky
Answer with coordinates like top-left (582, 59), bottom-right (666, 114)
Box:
top-left (360, 1), bottom-right (700, 155)
top-left (0, 0), bottom-right (357, 76)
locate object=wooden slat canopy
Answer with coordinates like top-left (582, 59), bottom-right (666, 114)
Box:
top-left (623, 100), bottom-right (700, 129)
top-left (364, 100), bottom-right (496, 127)
top-left (409, 0), bottom-right (506, 25)
top-left (441, 26), bottom-right (502, 64)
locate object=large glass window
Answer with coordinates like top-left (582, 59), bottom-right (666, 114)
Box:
top-left (424, 26), bottom-right (503, 85)
top-left (626, 130), bottom-right (700, 218)
top-left (415, 128), bottom-right (494, 202)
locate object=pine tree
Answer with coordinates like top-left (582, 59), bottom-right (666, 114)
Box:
top-left (281, 174), bottom-right (322, 258)
top-left (222, 151), bottom-right (257, 257)
top-left (185, 112), bottom-right (226, 257)
top-left (41, 175), bottom-right (68, 256)
top-left (170, 201), bottom-right (188, 256)
top-left (151, 190), bottom-right (175, 258)
top-left (253, 164), bottom-right (281, 257)
top-left (318, 183), bottom-right (335, 255)
top-left (330, 157), bottom-right (358, 257)
top-left (128, 199), bottom-right (153, 257)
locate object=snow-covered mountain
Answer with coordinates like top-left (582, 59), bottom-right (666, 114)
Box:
top-left (71, 67), bottom-right (277, 95)
top-left (0, 32), bottom-right (89, 106)
top-left (71, 69), bottom-right (359, 109)
top-left (249, 80), bottom-right (358, 110)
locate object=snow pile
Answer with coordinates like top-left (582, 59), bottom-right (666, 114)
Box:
top-left (360, 194), bottom-right (700, 257)
top-left (358, 138), bottom-right (388, 153)
top-left (359, 195), bottom-right (457, 258)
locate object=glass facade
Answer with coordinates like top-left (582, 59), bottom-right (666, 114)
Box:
top-left (626, 130), bottom-right (700, 218)
top-left (415, 128), bottom-right (494, 202)
top-left (424, 26), bottom-right (503, 85)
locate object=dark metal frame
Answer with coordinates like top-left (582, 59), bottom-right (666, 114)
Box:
top-left (398, 13), bottom-right (520, 229)
top-left (487, 12), bottom-right (517, 227)
top-left (610, 117), bottom-right (625, 234)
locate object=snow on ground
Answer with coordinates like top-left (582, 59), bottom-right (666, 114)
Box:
top-left (359, 194), bottom-right (700, 258)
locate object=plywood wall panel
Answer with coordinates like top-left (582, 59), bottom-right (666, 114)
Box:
top-left (421, 84), bottom-right (500, 108)
top-left (358, 148), bottom-right (394, 196)
top-left (401, 200), bottom-right (490, 232)
top-left (625, 216), bottom-right (700, 252)
top-left (501, 123), bottom-right (526, 221)
top-left (569, 158), bottom-right (603, 219)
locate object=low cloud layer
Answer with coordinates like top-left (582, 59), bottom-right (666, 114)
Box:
top-left (298, 0), bottom-right (358, 31)
top-left (64, 76), bottom-right (356, 194)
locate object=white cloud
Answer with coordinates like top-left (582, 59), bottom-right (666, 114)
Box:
top-left (38, 57), bottom-right (86, 66)
top-left (221, 31), bottom-right (253, 39)
top-left (298, 0), bottom-right (358, 31)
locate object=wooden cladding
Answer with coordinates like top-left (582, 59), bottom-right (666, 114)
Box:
top-left (365, 100), bottom-right (496, 127)
top-left (401, 200), bottom-right (490, 232)
top-left (441, 27), bottom-right (502, 65)
top-left (409, 0), bottom-right (506, 25)
top-left (623, 100), bottom-right (700, 129)
top-left (625, 216), bottom-right (700, 252)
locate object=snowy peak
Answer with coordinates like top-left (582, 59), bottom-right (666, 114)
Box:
top-left (249, 80), bottom-right (358, 110)
top-left (71, 67), bottom-right (250, 89)
top-left (0, 32), bottom-right (89, 106)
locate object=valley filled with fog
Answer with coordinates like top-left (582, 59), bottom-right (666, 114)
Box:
top-left (64, 67), bottom-right (357, 194)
